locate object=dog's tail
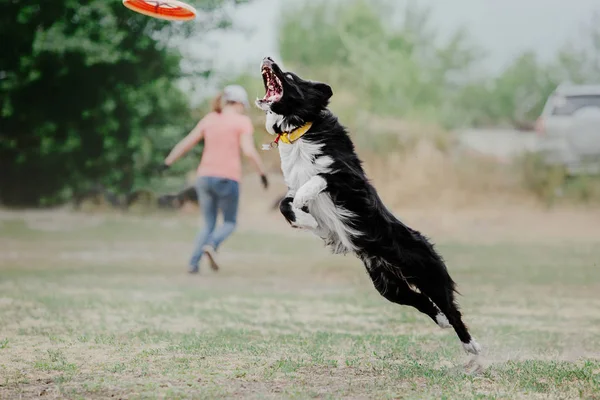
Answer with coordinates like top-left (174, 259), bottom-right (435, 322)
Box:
top-left (381, 224), bottom-right (481, 354)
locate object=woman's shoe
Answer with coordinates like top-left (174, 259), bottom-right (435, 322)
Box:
top-left (202, 245), bottom-right (220, 271)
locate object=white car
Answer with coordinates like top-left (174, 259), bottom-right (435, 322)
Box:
top-left (535, 83), bottom-right (600, 175)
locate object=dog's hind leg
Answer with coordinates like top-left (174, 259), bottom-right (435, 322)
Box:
top-left (366, 264), bottom-right (441, 326)
top-left (421, 283), bottom-right (481, 355)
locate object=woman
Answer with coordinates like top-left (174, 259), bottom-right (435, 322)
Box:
top-left (163, 85), bottom-right (268, 273)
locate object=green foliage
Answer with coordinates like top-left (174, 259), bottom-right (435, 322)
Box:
top-left (461, 19), bottom-right (600, 128)
top-left (278, 0), bottom-right (484, 128)
top-left (518, 153), bottom-right (568, 205)
top-left (0, 0), bottom-right (245, 206)
top-left (519, 152), bottom-right (600, 205)
top-left (275, 2), bottom-right (600, 203)
top-left (277, 1), bottom-right (600, 130)
top-left (552, 13), bottom-right (600, 84)
top-left (459, 52), bottom-right (558, 127)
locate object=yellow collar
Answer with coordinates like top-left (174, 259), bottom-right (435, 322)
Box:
top-left (278, 122), bottom-right (313, 144)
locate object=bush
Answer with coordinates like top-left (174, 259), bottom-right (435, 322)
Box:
top-left (518, 153), bottom-right (600, 205)
top-left (518, 153), bottom-right (568, 205)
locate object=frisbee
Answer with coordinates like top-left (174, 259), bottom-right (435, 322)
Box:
top-left (122, 0), bottom-right (197, 21)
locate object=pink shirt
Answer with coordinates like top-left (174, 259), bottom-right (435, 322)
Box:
top-left (196, 111), bottom-right (253, 182)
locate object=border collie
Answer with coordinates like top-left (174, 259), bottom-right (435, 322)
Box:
top-left (255, 57), bottom-right (481, 355)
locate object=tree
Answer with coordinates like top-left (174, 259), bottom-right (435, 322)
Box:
top-left (275, 1), bottom-right (600, 130)
top-left (277, 0), bottom-right (482, 126)
top-left (456, 52), bottom-right (557, 127)
top-left (456, 12), bottom-right (600, 128)
top-left (553, 12), bottom-right (600, 84)
top-left (0, 0), bottom-right (248, 206)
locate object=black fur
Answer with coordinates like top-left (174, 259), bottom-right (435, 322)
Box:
top-left (279, 196), bottom-right (295, 224)
top-left (258, 57), bottom-right (479, 353)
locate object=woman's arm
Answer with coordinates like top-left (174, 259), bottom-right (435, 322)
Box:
top-left (240, 132), bottom-right (267, 176)
top-left (164, 120), bottom-right (204, 166)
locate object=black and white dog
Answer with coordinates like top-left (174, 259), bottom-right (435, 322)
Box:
top-left (256, 57), bottom-right (481, 355)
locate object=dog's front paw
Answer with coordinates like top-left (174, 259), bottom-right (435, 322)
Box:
top-left (292, 193), bottom-right (309, 210)
top-left (290, 208), bottom-right (318, 230)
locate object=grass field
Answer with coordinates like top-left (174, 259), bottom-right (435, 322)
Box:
top-left (1, 207), bottom-right (600, 399)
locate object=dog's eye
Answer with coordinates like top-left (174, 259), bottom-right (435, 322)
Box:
top-left (286, 74), bottom-right (293, 80)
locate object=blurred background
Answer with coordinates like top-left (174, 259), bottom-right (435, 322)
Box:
top-left (2, 2), bottom-right (600, 398)
top-left (3, 0), bottom-right (600, 210)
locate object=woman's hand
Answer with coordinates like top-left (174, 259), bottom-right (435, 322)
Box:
top-left (260, 174), bottom-right (269, 189)
top-left (157, 163), bottom-right (170, 174)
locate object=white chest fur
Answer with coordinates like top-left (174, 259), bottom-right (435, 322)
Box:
top-left (278, 139), bottom-right (361, 254)
top-left (278, 139), bottom-right (329, 190)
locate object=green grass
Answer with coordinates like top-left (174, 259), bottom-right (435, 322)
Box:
top-left (0, 211), bottom-right (599, 399)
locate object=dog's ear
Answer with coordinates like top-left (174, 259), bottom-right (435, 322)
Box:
top-left (314, 82), bottom-right (333, 102)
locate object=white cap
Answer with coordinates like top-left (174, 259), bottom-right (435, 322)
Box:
top-left (223, 85), bottom-right (250, 109)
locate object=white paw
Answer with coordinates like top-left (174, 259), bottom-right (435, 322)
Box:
top-left (290, 208), bottom-right (318, 229)
top-left (292, 193), bottom-right (310, 210)
top-left (435, 313), bottom-right (452, 329)
top-left (462, 339), bottom-right (482, 355)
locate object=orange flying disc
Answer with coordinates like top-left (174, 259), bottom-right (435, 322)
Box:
top-left (122, 0), bottom-right (197, 21)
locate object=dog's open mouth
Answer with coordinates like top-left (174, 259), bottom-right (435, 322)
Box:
top-left (261, 62), bottom-right (283, 103)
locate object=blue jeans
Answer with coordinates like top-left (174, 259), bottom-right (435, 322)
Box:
top-left (189, 176), bottom-right (239, 268)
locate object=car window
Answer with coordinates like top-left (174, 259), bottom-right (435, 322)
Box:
top-left (551, 95), bottom-right (600, 116)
